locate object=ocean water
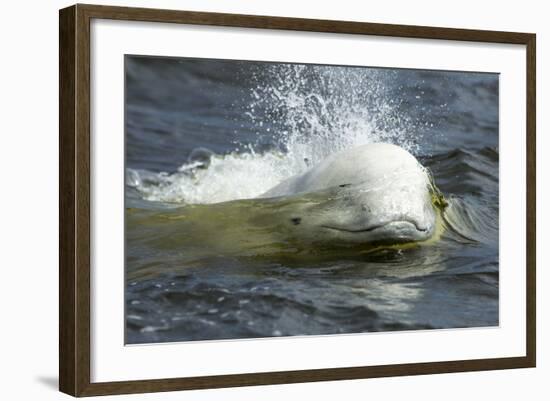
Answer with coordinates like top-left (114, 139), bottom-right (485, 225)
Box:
top-left (125, 56), bottom-right (499, 344)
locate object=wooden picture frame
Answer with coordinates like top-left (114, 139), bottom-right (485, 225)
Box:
top-left (59, 3), bottom-right (536, 397)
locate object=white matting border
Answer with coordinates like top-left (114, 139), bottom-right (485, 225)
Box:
top-left (90, 19), bottom-right (526, 382)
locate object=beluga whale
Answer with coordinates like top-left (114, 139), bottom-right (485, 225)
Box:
top-left (258, 142), bottom-right (445, 246)
top-left (126, 142), bottom-right (446, 270)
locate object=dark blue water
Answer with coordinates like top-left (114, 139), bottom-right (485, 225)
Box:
top-left (125, 55), bottom-right (498, 344)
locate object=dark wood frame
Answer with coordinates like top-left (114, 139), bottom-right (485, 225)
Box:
top-left (59, 3), bottom-right (536, 397)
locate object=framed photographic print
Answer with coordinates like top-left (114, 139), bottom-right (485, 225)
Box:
top-left (59, 4), bottom-right (536, 397)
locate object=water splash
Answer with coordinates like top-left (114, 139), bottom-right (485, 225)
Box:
top-left (128, 63), bottom-right (420, 204)
top-left (247, 63), bottom-right (421, 163)
top-left (127, 150), bottom-right (298, 204)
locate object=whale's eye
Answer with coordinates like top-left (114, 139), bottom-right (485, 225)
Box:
top-left (290, 217), bottom-right (302, 225)
top-left (339, 183), bottom-right (351, 188)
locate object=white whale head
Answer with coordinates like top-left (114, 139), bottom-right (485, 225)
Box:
top-left (312, 174), bottom-right (437, 244)
top-left (261, 143), bottom-right (440, 246)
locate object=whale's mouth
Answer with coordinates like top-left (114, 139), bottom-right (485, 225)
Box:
top-left (321, 220), bottom-right (428, 234)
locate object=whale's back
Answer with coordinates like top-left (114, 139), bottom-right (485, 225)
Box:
top-left (261, 143), bottom-right (426, 198)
